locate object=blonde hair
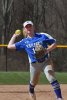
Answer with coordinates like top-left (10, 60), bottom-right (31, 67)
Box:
top-left (22, 28), bottom-right (28, 37)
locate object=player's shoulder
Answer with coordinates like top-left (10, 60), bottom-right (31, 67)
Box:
top-left (35, 32), bottom-right (47, 36)
top-left (35, 32), bottom-right (50, 37)
top-left (36, 32), bottom-right (49, 35)
top-left (39, 32), bottom-right (55, 39)
top-left (18, 38), bottom-right (27, 43)
top-left (40, 32), bottom-right (50, 36)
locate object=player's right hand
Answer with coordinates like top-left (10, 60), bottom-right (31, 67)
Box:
top-left (15, 29), bottom-right (21, 34)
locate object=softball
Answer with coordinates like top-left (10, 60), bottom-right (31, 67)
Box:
top-left (15, 29), bottom-right (21, 34)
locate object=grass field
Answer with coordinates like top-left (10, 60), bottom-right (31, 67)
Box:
top-left (0, 72), bottom-right (67, 84)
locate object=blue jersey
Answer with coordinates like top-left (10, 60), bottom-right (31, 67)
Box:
top-left (15, 33), bottom-right (56, 63)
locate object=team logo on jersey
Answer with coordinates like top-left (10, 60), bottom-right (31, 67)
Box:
top-left (26, 41), bottom-right (42, 48)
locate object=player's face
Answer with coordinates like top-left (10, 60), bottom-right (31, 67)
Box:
top-left (24, 24), bottom-right (34, 37)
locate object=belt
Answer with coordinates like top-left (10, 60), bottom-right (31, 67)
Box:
top-left (32, 58), bottom-right (46, 64)
top-left (32, 62), bottom-right (36, 63)
top-left (32, 61), bottom-right (44, 64)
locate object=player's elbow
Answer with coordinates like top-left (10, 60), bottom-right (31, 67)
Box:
top-left (7, 44), bottom-right (16, 49)
top-left (54, 42), bottom-right (57, 47)
top-left (52, 43), bottom-right (57, 49)
top-left (7, 45), bottom-right (12, 49)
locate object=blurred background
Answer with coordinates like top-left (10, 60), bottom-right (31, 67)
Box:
top-left (0, 0), bottom-right (67, 72)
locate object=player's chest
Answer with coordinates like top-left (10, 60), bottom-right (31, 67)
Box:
top-left (25, 36), bottom-right (45, 48)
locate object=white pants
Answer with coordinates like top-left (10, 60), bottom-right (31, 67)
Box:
top-left (30, 58), bottom-right (56, 86)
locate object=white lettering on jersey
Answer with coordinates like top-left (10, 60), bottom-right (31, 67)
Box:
top-left (26, 41), bottom-right (42, 48)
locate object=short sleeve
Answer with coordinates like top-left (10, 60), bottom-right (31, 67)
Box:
top-left (45, 33), bottom-right (56, 44)
top-left (15, 40), bottom-right (25, 51)
top-left (41, 33), bottom-right (56, 45)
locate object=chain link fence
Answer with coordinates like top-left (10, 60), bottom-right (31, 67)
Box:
top-left (0, 46), bottom-right (67, 72)
top-left (0, 47), bottom-right (29, 71)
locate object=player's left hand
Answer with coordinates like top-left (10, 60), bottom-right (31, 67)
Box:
top-left (35, 44), bottom-right (47, 59)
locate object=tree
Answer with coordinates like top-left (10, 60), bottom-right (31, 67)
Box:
top-left (1, 0), bottom-right (14, 55)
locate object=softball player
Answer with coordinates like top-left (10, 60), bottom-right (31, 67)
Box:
top-left (7, 21), bottom-right (63, 100)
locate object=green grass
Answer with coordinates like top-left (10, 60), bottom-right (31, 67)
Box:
top-left (0, 72), bottom-right (30, 85)
top-left (55, 72), bottom-right (67, 84)
top-left (39, 72), bottom-right (67, 84)
top-left (0, 72), bottom-right (67, 84)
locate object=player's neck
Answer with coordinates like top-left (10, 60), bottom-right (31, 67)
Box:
top-left (27, 32), bottom-right (35, 38)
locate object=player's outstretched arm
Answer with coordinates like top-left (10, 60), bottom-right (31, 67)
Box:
top-left (47, 43), bottom-right (57, 53)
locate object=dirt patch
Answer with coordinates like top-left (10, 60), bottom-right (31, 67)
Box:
top-left (0, 84), bottom-right (66, 100)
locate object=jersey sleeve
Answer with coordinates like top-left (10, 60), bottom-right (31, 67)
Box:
top-left (15, 39), bottom-right (25, 51)
top-left (41, 33), bottom-right (56, 45)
